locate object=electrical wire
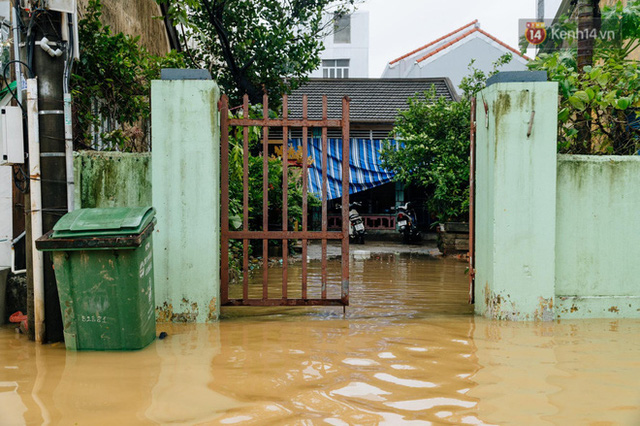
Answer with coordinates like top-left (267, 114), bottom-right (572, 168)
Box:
top-left (1, 59), bottom-right (34, 111)
top-left (26, 10), bottom-right (45, 79)
top-left (12, 164), bottom-right (29, 193)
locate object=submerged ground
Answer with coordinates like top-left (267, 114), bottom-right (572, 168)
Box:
top-left (1, 244), bottom-right (640, 424)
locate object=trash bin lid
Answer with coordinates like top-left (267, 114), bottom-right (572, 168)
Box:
top-left (52, 207), bottom-right (156, 238)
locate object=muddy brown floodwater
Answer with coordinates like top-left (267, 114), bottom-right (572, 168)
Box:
top-left (2, 251), bottom-right (640, 425)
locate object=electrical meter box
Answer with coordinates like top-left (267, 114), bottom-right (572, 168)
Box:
top-left (0, 106), bottom-right (24, 166)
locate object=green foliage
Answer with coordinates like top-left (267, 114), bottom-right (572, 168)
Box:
top-left (598, 0), bottom-right (640, 61)
top-left (381, 54), bottom-right (513, 223)
top-left (381, 88), bottom-right (471, 223)
top-left (226, 106), bottom-right (319, 231)
top-left (159, 0), bottom-right (357, 105)
top-left (72, 0), bottom-right (184, 151)
top-left (225, 105), bottom-right (319, 273)
top-left (459, 53), bottom-right (513, 99)
top-left (527, 0), bottom-right (640, 154)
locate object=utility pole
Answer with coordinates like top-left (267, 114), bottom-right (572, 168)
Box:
top-left (34, 11), bottom-right (66, 343)
top-left (537, 0), bottom-right (544, 22)
top-left (17, 6), bottom-right (68, 342)
top-left (537, 0), bottom-right (545, 57)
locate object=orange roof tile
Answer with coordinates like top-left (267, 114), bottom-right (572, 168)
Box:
top-left (388, 20), bottom-right (478, 66)
top-left (477, 28), bottom-right (531, 61)
top-left (415, 27), bottom-right (531, 63)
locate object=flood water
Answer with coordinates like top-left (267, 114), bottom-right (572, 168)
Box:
top-left (2, 251), bottom-right (640, 425)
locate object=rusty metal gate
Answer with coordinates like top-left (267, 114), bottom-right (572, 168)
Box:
top-left (220, 94), bottom-right (350, 306)
top-left (468, 97), bottom-right (476, 304)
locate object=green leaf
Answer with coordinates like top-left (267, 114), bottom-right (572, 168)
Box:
top-left (574, 90), bottom-right (590, 103)
top-left (568, 95), bottom-right (586, 110)
top-left (585, 87), bottom-right (596, 100)
top-left (230, 215), bottom-right (243, 230)
top-left (597, 73), bottom-right (610, 86)
top-left (565, 128), bottom-right (578, 138)
top-left (615, 97), bottom-right (631, 110)
top-left (558, 107), bottom-right (571, 122)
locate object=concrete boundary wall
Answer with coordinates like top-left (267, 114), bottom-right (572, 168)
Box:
top-left (151, 80), bottom-right (221, 323)
top-left (74, 151), bottom-right (151, 209)
top-left (474, 81), bottom-right (640, 320)
top-left (474, 81), bottom-right (558, 321)
top-left (555, 155), bottom-right (640, 318)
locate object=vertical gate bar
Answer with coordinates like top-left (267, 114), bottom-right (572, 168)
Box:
top-left (469, 97), bottom-right (476, 304)
top-left (341, 96), bottom-right (350, 304)
top-left (321, 95), bottom-right (328, 299)
top-left (220, 95), bottom-right (230, 304)
top-left (301, 95), bottom-right (309, 299)
top-left (242, 94), bottom-right (250, 300)
top-left (282, 95), bottom-right (289, 299)
top-left (262, 94), bottom-right (269, 300)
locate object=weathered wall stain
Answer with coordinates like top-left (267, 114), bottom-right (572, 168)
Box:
top-left (75, 152), bottom-right (151, 209)
top-left (484, 283), bottom-right (524, 321)
top-left (156, 300), bottom-right (200, 323)
top-left (207, 297), bottom-right (218, 322)
top-left (533, 297), bottom-right (554, 322)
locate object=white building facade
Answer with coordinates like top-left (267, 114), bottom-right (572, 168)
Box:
top-left (310, 10), bottom-right (369, 79)
top-left (382, 21), bottom-right (529, 95)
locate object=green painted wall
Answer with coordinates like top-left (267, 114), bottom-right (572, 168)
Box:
top-left (474, 82), bottom-right (558, 320)
top-left (74, 151), bottom-right (151, 209)
top-left (555, 155), bottom-right (640, 318)
top-left (151, 80), bottom-right (220, 323)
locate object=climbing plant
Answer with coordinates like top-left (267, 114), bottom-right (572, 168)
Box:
top-left (72, 0), bottom-right (184, 152)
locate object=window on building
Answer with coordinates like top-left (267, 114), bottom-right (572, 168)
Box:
top-left (333, 13), bottom-right (351, 44)
top-left (322, 59), bottom-right (350, 78)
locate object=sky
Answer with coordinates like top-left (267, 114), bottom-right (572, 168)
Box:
top-left (357, 0), bottom-right (564, 77)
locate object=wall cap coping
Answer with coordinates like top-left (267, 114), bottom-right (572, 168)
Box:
top-left (558, 154), bottom-right (640, 163)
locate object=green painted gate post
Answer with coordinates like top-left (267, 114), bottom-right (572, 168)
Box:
top-left (151, 80), bottom-right (221, 322)
top-left (474, 81), bottom-right (558, 321)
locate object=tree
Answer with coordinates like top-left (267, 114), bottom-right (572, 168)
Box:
top-left (528, 0), bottom-right (640, 154)
top-left (380, 54), bottom-right (512, 223)
top-left (159, 0), bottom-right (357, 104)
top-left (577, 0), bottom-right (601, 72)
top-left (381, 88), bottom-right (471, 223)
top-left (73, 0), bottom-right (184, 151)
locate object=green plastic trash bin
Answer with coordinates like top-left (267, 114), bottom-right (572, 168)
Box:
top-left (36, 207), bottom-right (156, 351)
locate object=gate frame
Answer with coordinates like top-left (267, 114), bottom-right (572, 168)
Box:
top-left (219, 93), bottom-right (351, 306)
top-left (469, 97), bottom-right (476, 304)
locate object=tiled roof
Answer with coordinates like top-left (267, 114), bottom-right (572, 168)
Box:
top-left (388, 20), bottom-right (478, 65)
top-left (287, 78), bottom-right (457, 123)
top-left (416, 28), bottom-right (531, 63)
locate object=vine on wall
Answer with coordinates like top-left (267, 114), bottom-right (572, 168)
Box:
top-left (72, 0), bottom-right (184, 152)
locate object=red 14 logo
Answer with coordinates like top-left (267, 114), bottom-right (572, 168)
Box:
top-left (526, 22), bottom-right (547, 45)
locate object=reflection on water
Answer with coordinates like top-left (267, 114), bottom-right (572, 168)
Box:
top-left (1, 253), bottom-right (640, 424)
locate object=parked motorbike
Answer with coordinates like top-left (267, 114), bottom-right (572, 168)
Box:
top-left (336, 202), bottom-right (366, 244)
top-left (394, 202), bottom-right (421, 243)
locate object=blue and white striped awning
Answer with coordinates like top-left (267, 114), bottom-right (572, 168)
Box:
top-left (290, 138), bottom-right (396, 200)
